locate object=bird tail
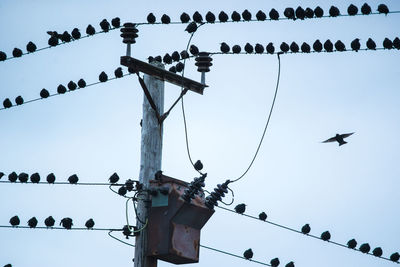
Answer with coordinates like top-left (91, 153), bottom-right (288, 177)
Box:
top-left (339, 141), bottom-right (347, 146)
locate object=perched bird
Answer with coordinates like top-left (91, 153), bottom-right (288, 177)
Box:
top-left (118, 186), bottom-right (127, 196)
top-left (57, 84), bottom-right (67, 94)
top-left (86, 24), bottom-right (96, 35)
top-left (285, 262), bottom-right (295, 267)
top-left (99, 71), bottom-right (108, 82)
top-left (243, 248), bottom-right (253, 259)
top-left (314, 6), bottom-right (324, 17)
top-left (15, 96), bottom-right (24, 105)
top-left (269, 8), bottom-right (280, 20)
top-left (18, 172), bottom-right (29, 183)
top-left (295, 6), bottom-right (305, 20)
top-left (40, 89), bottom-right (50, 98)
top-left (0, 172), bottom-right (4, 179)
top-left (390, 252), bottom-right (400, 262)
top-left (280, 42), bottom-right (290, 53)
top-left (30, 173), bottom-right (40, 183)
top-left (180, 50), bottom-right (189, 59)
top-left (266, 43), bottom-right (275, 54)
top-left (78, 79), bottom-right (86, 88)
top-left (171, 51), bottom-right (180, 61)
top-left (99, 19), bottom-right (110, 32)
top-left (4, 264), bottom-right (11, 267)
top-left (71, 28), bottom-right (81, 39)
top-left (0, 51), bottom-right (7, 61)
top-left (205, 11), bottom-right (216, 23)
top-left (122, 225), bottom-right (132, 238)
top-left (194, 160), bottom-right (203, 171)
top-left (9, 215), bottom-right (20, 226)
top-left (180, 12), bottom-right (190, 23)
top-left (8, 172), bottom-right (18, 182)
top-left (28, 217), bottom-right (38, 228)
top-left (284, 7), bottom-right (295, 20)
top-left (218, 11), bottom-right (229, 22)
top-left (231, 11), bottom-right (241, 21)
top-left (244, 43), bottom-right (254, 53)
top-left (290, 42), bottom-right (299, 53)
top-left (169, 66), bottom-right (176, 73)
top-left (270, 258), bottom-right (280, 267)
top-left (61, 31), bottom-right (71, 42)
top-left (304, 7), bottom-right (314, 18)
top-left (46, 173), bottom-right (56, 184)
top-left (234, 203), bottom-right (246, 214)
top-left (324, 39), bottom-right (334, 52)
top-left (26, 41), bottom-right (37, 53)
top-left (85, 218), bottom-right (95, 229)
top-left (67, 81), bottom-right (77, 91)
top-left (301, 42), bottom-right (311, 53)
top-left (45, 216), bottom-right (55, 227)
top-left (329, 6), bottom-right (340, 17)
top-left (256, 10), bottom-right (267, 21)
top-left (161, 14), bottom-right (171, 24)
top-left (255, 43), bottom-right (264, 54)
top-left (232, 45), bottom-right (241, 53)
top-left (258, 212), bottom-right (267, 221)
top-left (359, 243), bottom-right (371, 253)
top-left (347, 4), bottom-right (358, 16)
top-left (347, 238), bottom-right (357, 249)
top-left (301, 223), bottom-right (311, 234)
top-left (185, 22), bottom-right (198, 33)
top-left (125, 179), bottom-right (134, 191)
top-left (163, 53), bottom-right (172, 64)
top-left (366, 38), bottom-right (376, 50)
top-left (175, 62), bottom-right (184, 72)
top-left (220, 42), bottom-right (230, 53)
top-left (242, 9), bottom-right (252, 21)
top-left (109, 172), bottom-right (119, 184)
top-left (111, 17), bottom-right (120, 28)
top-left (372, 247), bottom-right (383, 257)
top-left (383, 38), bottom-right (393, 49)
top-left (154, 55), bottom-right (162, 62)
top-left (189, 45), bottom-right (199, 56)
top-left (322, 133), bottom-right (354, 146)
top-left (192, 11), bottom-right (203, 23)
top-left (68, 174), bottom-right (79, 184)
top-left (393, 37), bottom-right (400, 49)
top-left (361, 3), bottom-right (372, 15)
top-left (320, 231), bottom-right (331, 241)
top-left (351, 38), bottom-right (361, 51)
top-left (60, 217), bottom-right (73, 229)
top-left (334, 40), bottom-right (346, 51)
top-left (377, 4), bottom-right (389, 15)
top-left (12, 48), bottom-right (23, 57)
top-left (114, 67), bottom-right (123, 78)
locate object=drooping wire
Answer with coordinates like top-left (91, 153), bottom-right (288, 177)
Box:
top-left (108, 230), bottom-right (135, 247)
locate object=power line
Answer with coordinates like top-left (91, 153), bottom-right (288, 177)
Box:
top-left (0, 225), bottom-right (122, 231)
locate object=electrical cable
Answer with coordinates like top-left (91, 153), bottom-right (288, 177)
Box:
top-left (108, 230), bottom-right (135, 247)
top-left (0, 225), bottom-right (122, 231)
top-left (0, 180), bottom-right (125, 186)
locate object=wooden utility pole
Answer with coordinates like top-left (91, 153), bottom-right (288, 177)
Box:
top-left (134, 62), bottom-right (164, 267)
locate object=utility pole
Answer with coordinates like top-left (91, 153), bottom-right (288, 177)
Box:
top-left (134, 62), bottom-right (164, 267)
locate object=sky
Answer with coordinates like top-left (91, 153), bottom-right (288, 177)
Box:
top-left (0, 0), bottom-right (400, 267)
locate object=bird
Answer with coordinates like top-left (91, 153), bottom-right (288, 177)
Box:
top-left (242, 9), bottom-right (252, 21)
top-left (57, 84), bottom-right (67, 94)
top-left (45, 216), bottom-right (55, 227)
top-left (0, 51), bottom-right (7, 61)
top-left (185, 22), bottom-right (198, 33)
top-left (205, 11), bottom-right (216, 23)
top-left (314, 6), bottom-right (324, 17)
top-left (347, 4), bottom-right (358, 16)
top-left (232, 45), bottom-right (241, 53)
top-left (255, 43), bottom-right (264, 54)
top-left (320, 231), bottom-right (331, 241)
top-left (231, 11), bottom-right (241, 21)
top-left (0, 172), bottom-right (4, 179)
top-left (289, 42), bottom-right (299, 53)
top-left (220, 42), bottom-right (230, 53)
top-left (372, 247), bottom-right (383, 257)
top-left (171, 51), bottom-right (180, 62)
top-left (26, 41), bottom-right (37, 53)
top-left (243, 248), bottom-right (253, 259)
top-left (175, 62), bottom-right (184, 72)
top-left (30, 173), bottom-right (40, 183)
top-left (40, 89), bottom-right (50, 98)
top-left (28, 217), bottom-right (38, 228)
top-left (118, 186), bottom-right (127, 196)
top-left (67, 81), bottom-right (77, 91)
top-left (180, 12), bottom-right (190, 23)
top-left (60, 31), bottom-right (71, 42)
top-left (270, 258), bottom-right (280, 267)
top-left (4, 264), bottom-right (11, 267)
top-left (114, 67), bottom-right (123, 78)
top-left (301, 42), bottom-right (311, 53)
top-left (192, 11), bottom-right (203, 23)
top-left (266, 43), bottom-right (275, 54)
top-left (390, 252), bottom-right (400, 262)
top-left (334, 40), bottom-right (346, 51)
top-left (284, 7), bottom-right (295, 20)
top-left (347, 238), bottom-right (357, 249)
top-left (393, 37), bottom-right (400, 49)
top-left (189, 45), bottom-right (199, 56)
top-left (161, 14), bottom-right (171, 24)
top-left (15, 96), bottom-right (24, 105)
top-left (169, 66), bottom-right (176, 73)
top-left (18, 172), bottom-right (29, 183)
top-left (60, 217), bottom-right (73, 229)
top-left (8, 172), bottom-right (18, 182)
top-left (359, 243), bottom-right (371, 253)
top-left (351, 38), bottom-right (361, 52)
top-left (285, 261), bottom-right (295, 267)
top-left (322, 133), bottom-right (354, 146)
top-left (304, 7), bottom-right (314, 18)
top-left (256, 10), bottom-right (266, 21)
top-left (258, 212), bottom-right (267, 221)
top-left (180, 50), bottom-right (189, 59)
top-left (295, 6), bottom-right (305, 20)
top-left (146, 13), bottom-right (156, 24)
top-left (329, 6), bottom-right (340, 17)
top-left (71, 28), bottom-right (81, 39)
top-left (68, 174), bottom-right (79, 184)
top-left (366, 38), bottom-right (376, 50)
top-left (244, 43), bottom-right (254, 53)
top-left (78, 79), bottom-right (86, 88)
top-left (234, 203), bottom-right (246, 214)
top-left (46, 173), bottom-right (56, 183)
top-left (12, 48), bottom-right (23, 57)
top-left (99, 71), bottom-right (108, 82)
top-left (122, 225), bottom-right (132, 238)
top-left (111, 17), bottom-right (121, 28)
top-left (99, 19), bottom-right (110, 32)
top-left (269, 8), bottom-right (280, 20)
top-left (85, 218), bottom-right (95, 229)
top-left (301, 223), bottom-right (311, 234)
top-left (280, 42), bottom-right (289, 53)
top-left (324, 39), bottom-right (334, 52)
top-left (109, 172), bottom-right (119, 184)
top-left (86, 24), bottom-right (96, 35)
top-left (9, 216), bottom-right (20, 226)
top-left (153, 55), bottom-right (162, 62)
top-left (361, 3), bottom-right (372, 15)
top-left (218, 11), bottom-right (229, 22)
top-left (194, 160), bottom-right (203, 171)
top-left (377, 4), bottom-right (389, 15)
top-left (163, 53), bottom-right (172, 64)
top-left (125, 179), bottom-right (134, 191)
top-left (383, 38), bottom-right (393, 49)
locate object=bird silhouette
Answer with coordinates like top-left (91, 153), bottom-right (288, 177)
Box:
top-left (170, 51), bottom-right (180, 62)
top-left (285, 262), bottom-right (295, 267)
top-left (3, 98), bottom-right (12, 108)
top-left (12, 48), bottom-right (22, 57)
top-left (301, 223), bottom-right (311, 234)
top-left (185, 22), bottom-right (198, 33)
top-left (258, 212), bottom-right (267, 221)
top-left (290, 42), bottom-right (299, 53)
top-left (256, 10), bottom-right (266, 21)
top-left (234, 203), bottom-right (246, 214)
top-left (85, 218), bottom-right (95, 229)
top-left (324, 40), bottom-right (334, 52)
top-left (351, 38), bottom-right (361, 51)
top-left (0, 172), bottom-right (4, 179)
top-left (270, 258), bottom-right (280, 267)
top-left (218, 11), bottom-right (229, 22)
top-left (255, 44), bottom-right (264, 54)
top-left (347, 238), bottom-right (357, 249)
top-left (0, 51), bottom-right (6, 61)
top-left (301, 42), bottom-right (311, 53)
top-left (347, 4), bottom-right (358, 16)
top-left (30, 173), bottom-right (40, 183)
top-left (163, 53), bottom-right (172, 64)
top-left (366, 38), bottom-right (376, 50)
top-left (99, 19), bottom-right (110, 32)
top-left (180, 12), bottom-right (190, 23)
top-left (46, 173), bottom-right (56, 183)
top-left (322, 133), bottom-right (354, 146)
top-left (68, 81), bottom-right (77, 91)
top-left (78, 79), bottom-right (86, 88)
top-left (220, 42), bottom-right (230, 53)
top-left (57, 84), bottom-right (67, 94)
top-left (26, 41), bottom-right (37, 53)
top-left (377, 4), bottom-right (389, 15)
top-left (393, 37), bottom-right (400, 49)
top-left (361, 3), bottom-right (372, 15)
top-left (304, 7), bottom-right (314, 18)
top-left (314, 6), bottom-right (324, 17)
top-left (161, 14), bottom-right (171, 24)
top-left (169, 66), bottom-right (176, 73)
top-left (180, 50), bottom-right (189, 59)
top-left (9, 216), bottom-right (20, 226)
top-left (284, 7), bottom-right (295, 20)
top-left (125, 179), bottom-right (134, 191)
top-left (8, 172), bottom-right (18, 182)
top-left (266, 43), bottom-right (275, 54)
top-left (176, 62), bottom-right (184, 72)
top-left (114, 67), bottom-right (123, 78)
top-left (372, 247), bottom-right (383, 257)
top-left (390, 252), bottom-right (400, 262)
top-left (109, 173), bottom-right (119, 184)
top-left (295, 6), bottom-right (305, 20)
top-left (205, 11), bottom-right (216, 23)
top-left (320, 231), bottom-right (331, 241)
top-left (118, 186), bottom-right (127, 196)
top-left (71, 28), bottom-right (81, 39)
top-left (193, 11), bottom-right (203, 23)
top-left (194, 160), bottom-right (203, 171)
top-left (147, 13), bottom-right (156, 24)
top-left (61, 31), bottom-right (71, 42)
top-left (99, 71), bottom-right (108, 82)
top-left (45, 216), bottom-right (55, 227)
top-left (122, 225), bottom-right (132, 238)
top-left (40, 89), bottom-right (50, 98)
top-left (18, 172), bottom-right (29, 183)
top-left (153, 55), bottom-right (162, 62)
top-left (329, 6), bottom-right (340, 17)
top-left (244, 43), bottom-right (254, 53)
top-left (28, 217), bottom-right (38, 228)
top-left (334, 40), bottom-right (346, 51)
top-left (231, 11), bottom-right (241, 21)
top-left (383, 38), bottom-right (393, 49)
top-left (60, 217), bottom-right (73, 229)
top-left (269, 8), bottom-right (280, 20)
top-left (189, 45), bottom-right (199, 56)
top-left (15, 96), bottom-right (24, 105)
top-left (111, 17), bottom-right (121, 28)
top-left (280, 42), bottom-right (289, 53)
top-left (243, 248), bottom-right (253, 259)
top-left (242, 10), bottom-right (252, 21)
top-left (359, 243), bottom-right (371, 253)
top-left (68, 174), bottom-right (79, 184)
top-left (86, 24), bottom-right (96, 35)
top-left (232, 45), bottom-right (241, 53)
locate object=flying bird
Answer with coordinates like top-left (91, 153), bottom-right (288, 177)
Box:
top-left (234, 203), bottom-right (246, 214)
top-left (256, 10), bottom-right (266, 21)
top-left (109, 172), bottom-right (120, 184)
top-left (220, 42), bottom-right (230, 53)
top-left (85, 218), bottom-right (95, 229)
top-left (243, 248), bottom-right (253, 259)
top-left (147, 13), bottom-right (156, 24)
top-left (258, 212), bottom-right (267, 221)
top-left (46, 173), bottom-right (56, 183)
top-left (314, 6), bottom-right (324, 17)
top-left (347, 238), bottom-right (357, 249)
top-left (270, 258), bottom-right (280, 267)
top-left (45, 216), bottom-right (55, 227)
top-left (301, 223), bottom-right (311, 234)
top-left (242, 9), bottom-right (252, 21)
top-left (9, 216), bottom-right (20, 226)
top-left (180, 12), bottom-right (190, 23)
top-left (320, 231), bottom-right (331, 241)
top-left (269, 8), bottom-right (280, 20)
top-left (322, 132), bottom-right (354, 146)
top-left (30, 173), bottom-right (40, 183)
top-left (68, 174), bottom-right (79, 184)
top-left (359, 243), bottom-right (371, 253)
top-left (218, 11), bottom-right (229, 22)
top-left (205, 11), bottom-right (216, 23)
top-left (60, 217), bottom-right (73, 229)
top-left (347, 4), bottom-right (358, 16)
top-left (28, 217), bottom-right (38, 228)
top-left (361, 3), bottom-right (372, 15)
